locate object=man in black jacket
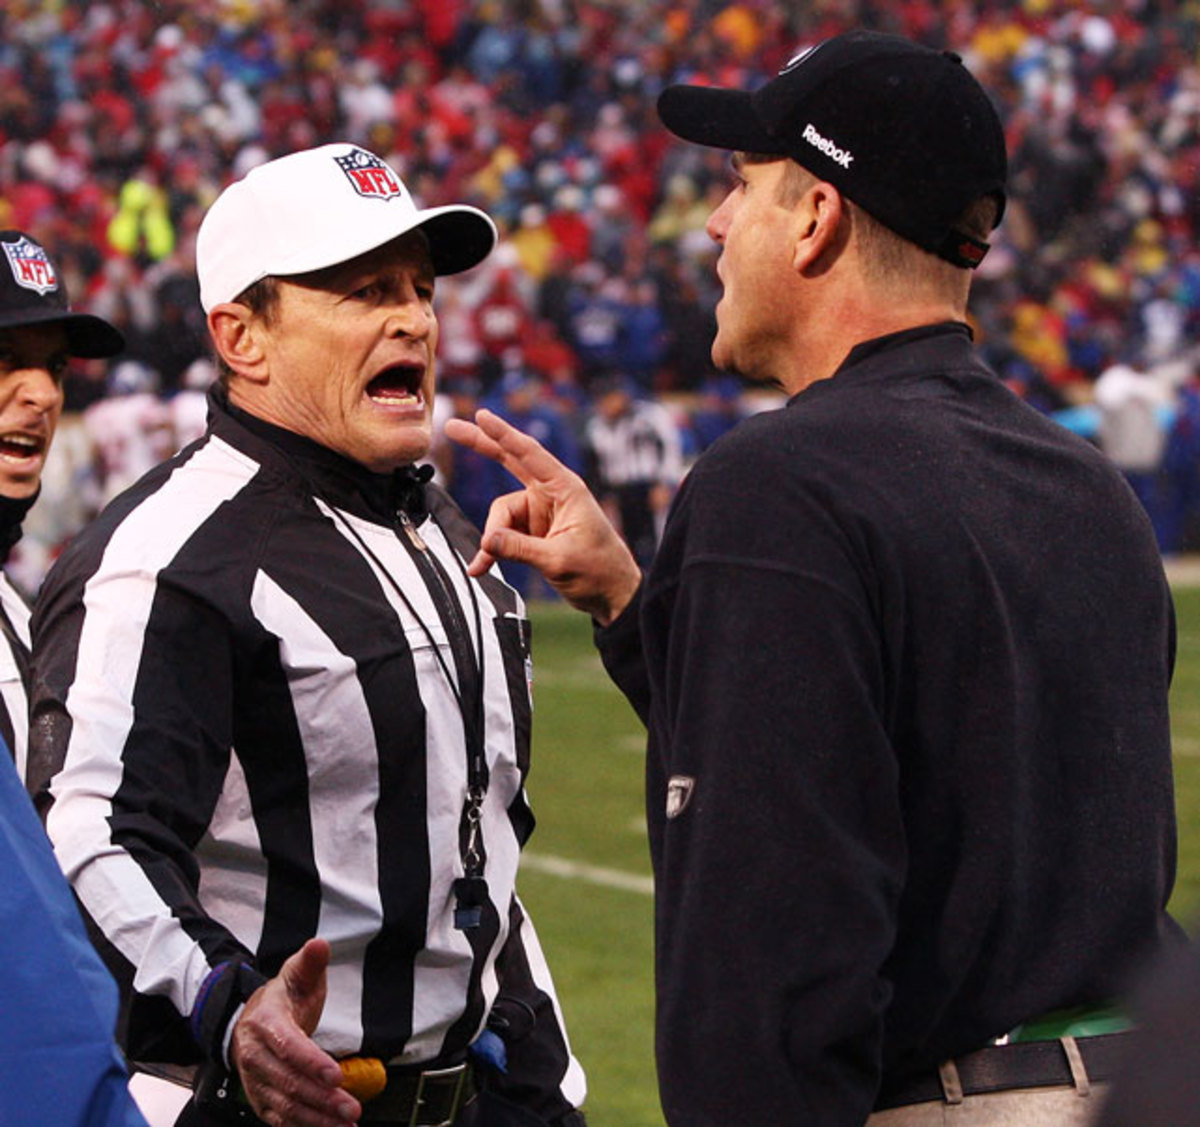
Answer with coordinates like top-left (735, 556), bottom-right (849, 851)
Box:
top-left (448, 30), bottom-right (1183, 1127)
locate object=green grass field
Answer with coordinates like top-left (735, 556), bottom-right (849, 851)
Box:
top-left (516, 583), bottom-right (1200, 1127)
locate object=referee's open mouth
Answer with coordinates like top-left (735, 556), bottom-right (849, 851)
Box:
top-left (366, 362), bottom-right (426, 406)
top-left (0, 430), bottom-right (48, 466)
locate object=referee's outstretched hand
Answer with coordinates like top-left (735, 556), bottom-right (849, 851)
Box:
top-left (230, 937), bottom-right (361, 1127)
top-left (445, 408), bottom-right (642, 625)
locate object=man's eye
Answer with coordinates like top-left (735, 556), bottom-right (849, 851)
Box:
top-left (352, 283), bottom-right (381, 300)
top-left (50, 356), bottom-right (70, 379)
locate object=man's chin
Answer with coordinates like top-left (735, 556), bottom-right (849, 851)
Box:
top-left (711, 337), bottom-right (731, 375)
top-left (711, 341), bottom-right (750, 383)
top-left (373, 430), bottom-right (433, 473)
top-left (0, 474), bottom-right (41, 501)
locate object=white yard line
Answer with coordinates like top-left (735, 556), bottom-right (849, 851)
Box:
top-left (1166, 557), bottom-right (1200, 587)
top-left (521, 852), bottom-right (654, 895)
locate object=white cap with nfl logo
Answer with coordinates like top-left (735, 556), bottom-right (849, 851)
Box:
top-left (197, 143), bottom-right (498, 312)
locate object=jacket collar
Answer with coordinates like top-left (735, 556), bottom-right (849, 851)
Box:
top-left (838, 320), bottom-right (974, 374)
top-left (206, 386), bottom-right (431, 523)
top-left (787, 321), bottom-right (983, 406)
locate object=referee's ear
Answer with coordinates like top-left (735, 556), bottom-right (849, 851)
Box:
top-left (208, 302), bottom-right (269, 385)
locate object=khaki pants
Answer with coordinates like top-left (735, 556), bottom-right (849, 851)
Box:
top-left (866, 1082), bottom-right (1108, 1126)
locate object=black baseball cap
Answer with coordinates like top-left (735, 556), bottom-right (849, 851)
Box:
top-left (656, 30), bottom-right (1008, 269)
top-left (0, 230), bottom-right (125, 357)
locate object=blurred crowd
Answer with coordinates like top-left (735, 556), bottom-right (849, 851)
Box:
top-left (6, 0), bottom-right (1200, 592)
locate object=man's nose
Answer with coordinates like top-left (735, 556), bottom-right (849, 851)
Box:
top-left (706, 199), bottom-right (731, 244)
top-left (384, 291), bottom-right (434, 338)
top-left (16, 365), bottom-right (64, 412)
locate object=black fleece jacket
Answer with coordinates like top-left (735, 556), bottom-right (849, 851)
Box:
top-left (598, 323), bottom-right (1183, 1126)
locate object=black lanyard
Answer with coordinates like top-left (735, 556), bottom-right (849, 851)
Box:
top-left (394, 510), bottom-right (490, 930)
top-left (320, 495), bottom-right (491, 931)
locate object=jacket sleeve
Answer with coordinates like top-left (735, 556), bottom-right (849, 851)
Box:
top-left (592, 584), bottom-right (650, 724)
top-left (0, 753), bottom-right (149, 1127)
top-left (29, 553), bottom-right (259, 1065)
top-left (479, 895), bottom-right (587, 1121)
top-left (641, 470), bottom-right (906, 1127)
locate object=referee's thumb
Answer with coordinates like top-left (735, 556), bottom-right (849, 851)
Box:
top-left (283, 937), bottom-right (330, 1032)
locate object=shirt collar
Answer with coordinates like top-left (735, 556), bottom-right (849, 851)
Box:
top-left (209, 385), bottom-right (432, 522)
top-left (837, 320), bottom-right (974, 375)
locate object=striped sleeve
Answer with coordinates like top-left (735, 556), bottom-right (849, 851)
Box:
top-left (31, 441), bottom-right (262, 1062)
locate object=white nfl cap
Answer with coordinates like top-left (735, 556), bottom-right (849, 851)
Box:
top-left (197, 143), bottom-right (497, 312)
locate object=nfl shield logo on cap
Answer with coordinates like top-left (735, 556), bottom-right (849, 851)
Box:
top-left (334, 147), bottom-right (405, 201)
top-left (3, 235), bottom-right (59, 296)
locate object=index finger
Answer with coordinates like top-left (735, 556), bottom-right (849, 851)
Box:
top-left (446, 409), bottom-right (572, 489)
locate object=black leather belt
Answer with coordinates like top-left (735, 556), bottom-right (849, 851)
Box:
top-left (874, 1031), bottom-right (1133, 1111)
top-left (358, 1060), bottom-right (475, 1126)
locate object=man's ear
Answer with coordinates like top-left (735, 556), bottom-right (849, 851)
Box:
top-left (792, 181), bottom-right (846, 275)
top-left (208, 303), bottom-right (268, 383)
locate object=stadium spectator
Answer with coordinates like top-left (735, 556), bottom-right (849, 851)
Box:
top-left (82, 358), bottom-right (174, 509)
top-left (685, 373), bottom-right (747, 456)
top-left (1163, 371), bottom-right (1200, 553)
top-left (435, 374), bottom-right (495, 533)
top-left (564, 268), bottom-right (627, 382)
top-left (1094, 358), bottom-right (1173, 548)
top-left (582, 375), bottom-right (682, 570)
top-left (472, 266), bottom-right (528, 388)
top-left (483, 368), bottom-right (584, 597)
top-left (615, 279), bottom-right (669, 390)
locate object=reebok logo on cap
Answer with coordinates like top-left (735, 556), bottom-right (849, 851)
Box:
top-left (802, 123), bottom-right (854, 168)
top-left (3, 236), bottom-right (59, 296)
top-left (334, 147), bottom-right (405, 201)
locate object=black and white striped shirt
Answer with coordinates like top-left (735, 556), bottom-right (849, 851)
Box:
top-left (584, 399), bottom-right (683, 490)
top-left (29, 392), bottom-right (584, 1115)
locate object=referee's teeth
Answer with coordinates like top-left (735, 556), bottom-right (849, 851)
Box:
top-left (367, 365), bottom-right (423, 403)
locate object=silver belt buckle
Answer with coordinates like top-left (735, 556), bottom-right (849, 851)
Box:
top-left (410, 1063), bottom-right (469, 1127)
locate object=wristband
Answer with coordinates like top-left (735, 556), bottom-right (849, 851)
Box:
top-left (190, 961), bottom-right (268, 1062)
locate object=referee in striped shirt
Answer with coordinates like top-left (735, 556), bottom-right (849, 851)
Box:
top-left (0, 229), bottom-right (124, 783)
top-left (28, 145), bottom-right (586, 1127)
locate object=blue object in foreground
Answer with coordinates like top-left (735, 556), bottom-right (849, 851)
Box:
top-left (0, 750), bottom-right (148, 1127)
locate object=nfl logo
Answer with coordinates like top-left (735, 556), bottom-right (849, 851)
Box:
top-left (334, 147), bottom-right (404, 201)
top-left (3, 236), bottom-right (59, 296)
